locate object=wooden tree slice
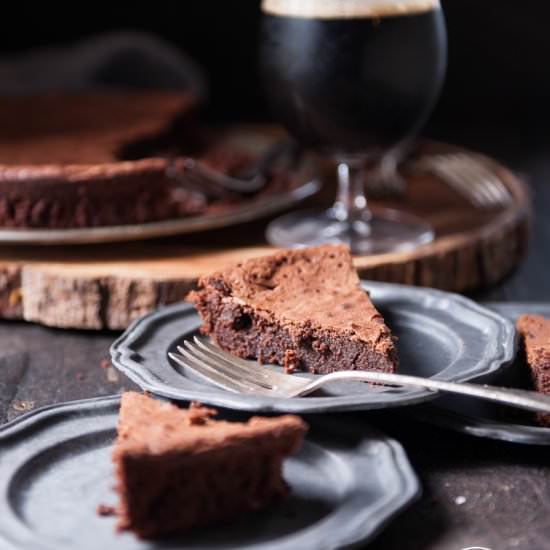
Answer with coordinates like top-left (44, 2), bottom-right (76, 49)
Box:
top-left (0, 141), bottom-right (530, 330)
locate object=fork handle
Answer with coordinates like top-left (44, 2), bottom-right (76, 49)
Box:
top-left (314, 371), bottom-right (550, 415)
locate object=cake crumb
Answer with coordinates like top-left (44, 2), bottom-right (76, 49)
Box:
top-left (283, 350), bottom-right (299, 374)
top-left (97, 504), bottom-right (116, 517)
top-left (100, 358), bottom-right (120, 383)
top-left (12, 400), bottom-right (34, 412)
top-left (187, 402), bottom-right (218, 425)
top-left (106, 366), bottom-right (119, 383)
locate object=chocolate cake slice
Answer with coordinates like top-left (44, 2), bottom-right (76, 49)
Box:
top-left (188, 244), bottom-right (398, 374)
top-left (112, 392), bottom-right (307, 539)
top-left (516, 314), bottom-right (550, 426)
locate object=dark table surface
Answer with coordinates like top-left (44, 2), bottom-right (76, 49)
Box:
top-left (1, 123), bottom-right (549, 550)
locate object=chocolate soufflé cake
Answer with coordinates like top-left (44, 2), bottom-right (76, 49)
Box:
top-left (0, 92), bottom-right (292, 229)
top-left (188, 244), bottom-right (398, 375)
top-left (516, 314), bottom-right (550, 426)
top-left (112, 392), bottom-right (307, 539)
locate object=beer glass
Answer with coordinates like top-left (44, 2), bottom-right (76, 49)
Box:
top-left (260, 0), bottom-right (447, 253)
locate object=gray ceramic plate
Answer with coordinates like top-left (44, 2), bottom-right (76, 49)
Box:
top-left (110, 282), bottom-right (516, 413)
top-left (409, 303), bottom-right (550, 445)
top-left (0, 396), bottom-right (419, 550)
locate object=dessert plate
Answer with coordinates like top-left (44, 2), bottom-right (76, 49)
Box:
top-left (0, 395), bottom-right (419, 550)
top-left (408, 303), bottom-right (550, 445)
top-left (110, 281), bottom-right (516, 413)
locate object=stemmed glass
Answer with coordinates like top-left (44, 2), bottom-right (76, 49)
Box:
top-left (260, 0), bottom-right (447, 254)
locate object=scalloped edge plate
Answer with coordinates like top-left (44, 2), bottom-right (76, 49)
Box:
top-left (110, 282), bottom-right (516, 413)
top-left (408, 302), bottom-right (550, 445)
top-left (0, 395), bottom-right (419, 550)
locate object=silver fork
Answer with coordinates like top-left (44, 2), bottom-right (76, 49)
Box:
top-left (414, 152), bottom-right (513, 209)
top-left (168, 337), bottom-right (550, 415)
top-left (176, 140), bottom-right (300, 197)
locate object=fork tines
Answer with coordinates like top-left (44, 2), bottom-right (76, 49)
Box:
top-left (418, 153), bottom-right (514, 209)
top-left (168, 337), bottom-right (299, 396)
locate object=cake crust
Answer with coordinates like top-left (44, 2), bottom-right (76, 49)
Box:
top-left (112, 392), bottom-right (307, 539)
top-left (188, 245), bottom-right (398, 375)
top-left (516, 314), bottom-right (550, 426)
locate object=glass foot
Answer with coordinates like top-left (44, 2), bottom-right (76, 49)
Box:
top-left (266, 208), bottom-right (434, 255)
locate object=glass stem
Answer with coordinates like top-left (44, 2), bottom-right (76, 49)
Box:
top-left (333, 159), bottom-right (372, 237)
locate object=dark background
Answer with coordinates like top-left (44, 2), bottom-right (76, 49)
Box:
top-left (2, 5), bottom-right (550, 549)
top-left (2, 1), bottom-right (549, 135)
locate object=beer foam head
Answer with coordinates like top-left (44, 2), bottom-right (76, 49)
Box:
top-left (262, 0), bottom-right (440, 19)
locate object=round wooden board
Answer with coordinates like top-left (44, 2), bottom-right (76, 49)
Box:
top-left (0, 140), bottom-right (530, 330)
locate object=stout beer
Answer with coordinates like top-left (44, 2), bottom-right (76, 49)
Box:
top-left (260, 0), bottom-right (447, 155)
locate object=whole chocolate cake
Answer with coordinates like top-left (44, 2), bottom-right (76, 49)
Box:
top-left (188, 244), bottom-right (398, 374)
top-left (112, 392), bottom-right (307, 539)
top-left (0, 92), bottom-right (291, 229)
